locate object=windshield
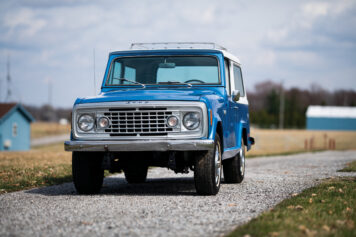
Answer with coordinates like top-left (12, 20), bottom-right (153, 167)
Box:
top-left (106, 56), bottom-right (219, 86)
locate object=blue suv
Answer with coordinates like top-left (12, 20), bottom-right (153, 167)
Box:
top-left (65, 42), bottom-right (254, 195)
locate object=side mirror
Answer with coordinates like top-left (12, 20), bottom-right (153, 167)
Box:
top-left (232, 90), bottom-right (240, 102)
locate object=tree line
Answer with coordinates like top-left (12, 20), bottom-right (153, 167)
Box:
top-left (248, 81), bottom-right (356, 129)
top-left (23, 80), bottom-right (356, 129)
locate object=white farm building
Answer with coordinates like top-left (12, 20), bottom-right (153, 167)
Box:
top-left (306, 106), bottom-right (356, 131)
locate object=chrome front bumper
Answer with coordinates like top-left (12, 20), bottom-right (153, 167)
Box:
top-left (64, 139), bottom-right (214, 152)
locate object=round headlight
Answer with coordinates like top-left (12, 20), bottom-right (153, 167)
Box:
top-left (78, 114), bottom-right (95, 131)
top-left (167, 115), bottom-right (178, 128)
top-left (98, 117), bottom-right (110, 129)
top-left (183, 112), bottom-right (200, 130)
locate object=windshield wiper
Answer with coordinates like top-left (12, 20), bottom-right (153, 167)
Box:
top-left (158, 81), bottom-right (192, 88)
top-left (113, 78), bottom-right (146, 88)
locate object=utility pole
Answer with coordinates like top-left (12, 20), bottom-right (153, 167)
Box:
top-left (93, 48), bottom-right (96, 96)
top-left (48, 78), bottom-right (52, 106)
top-left (0, 75), bottom-right (2, 102)
top-left (5, 55), bottom-right (11, 102)
top-left (279, 81), bottom-right (285, 129)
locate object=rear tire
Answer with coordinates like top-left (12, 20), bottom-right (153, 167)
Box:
top-left (72, 152), bottom-right (104, 194)
top-left (223, 138), bottom-right (245, 183)
top-left (194, 134), bottom-right (222, 195)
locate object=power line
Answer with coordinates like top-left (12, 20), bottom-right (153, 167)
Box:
top-left (0, 75), bottom-right (2, 102)
top-left (48, 78), bottom-right (52, 106)
top-left (279, 81), bottom-right (285, 129)
top-left (93, 48), bottom-right (96, 96)
top-left (5, 55), bottom-right (12, 102)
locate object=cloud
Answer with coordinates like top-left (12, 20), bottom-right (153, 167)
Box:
top-left (265, 0), bottom-right (356, 51)
top-left (0, 0), bottom-right (355, 106)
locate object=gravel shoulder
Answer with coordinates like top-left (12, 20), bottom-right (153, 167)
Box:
top-left (1, 151), bottom-right (356, 237)
top-left (31, 134), bottom-right (69, 147)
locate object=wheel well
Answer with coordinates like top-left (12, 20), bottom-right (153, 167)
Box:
top-left (216, 122), bottom-right (223, 150)
top-left (242, 128), bottom-right (247, 145)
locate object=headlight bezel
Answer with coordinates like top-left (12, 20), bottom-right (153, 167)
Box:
top-left (77, 114), bottom-right (95, 132)
top-left (182, 112), bottom-right (201, 130)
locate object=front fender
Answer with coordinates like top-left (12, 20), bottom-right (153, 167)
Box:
top-left (199, 92), bottom-right (225, 141)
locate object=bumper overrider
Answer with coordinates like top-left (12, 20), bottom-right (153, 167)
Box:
top-left (64, 139), bottom-right (214, 152)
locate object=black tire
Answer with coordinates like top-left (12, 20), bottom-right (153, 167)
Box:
top-left (194, 134), bottom-right (222, 195)
top-left (72, 152), bottom-right (104, 194)
top-left (124, 162), bottom-right (148, 184)
top-left (223, 138), bottom-right (245, 183)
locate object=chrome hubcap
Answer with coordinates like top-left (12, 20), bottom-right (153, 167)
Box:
top-left (214, 143), bottom-right (222, 186)
top-left (240, 143), bottom-right (245, 176)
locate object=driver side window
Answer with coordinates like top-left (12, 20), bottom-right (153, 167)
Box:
top-left (109, 61), bottom-right (136, 85)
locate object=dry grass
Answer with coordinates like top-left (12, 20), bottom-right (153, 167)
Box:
top-left (0, 144), bottom-right (71, 194)
top-left (31, 122), bottom-right (70, 139)
top-left (228, 177), bottom-right (356, 237)
top-left (248, 128), bottom-right (356, 157)
top-left (339, 161), bottom-right (356, 172)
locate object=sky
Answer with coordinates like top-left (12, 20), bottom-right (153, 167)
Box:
top-left (0, 0), bottom-right (355, 108)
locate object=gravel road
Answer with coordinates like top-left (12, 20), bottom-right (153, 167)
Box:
top-left (1, 151), bottom-right (355, 237)
top-left (31, 134), bottom-right (69, 147)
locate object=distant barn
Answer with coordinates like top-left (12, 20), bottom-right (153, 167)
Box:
top-left (306, 106), bottom-right (356, 131)
top-left (0, 103), bottom-right (35, 151)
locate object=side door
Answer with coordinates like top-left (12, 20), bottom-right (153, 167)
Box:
top-left (224, 58), bottom-right (237, 149)
top-left (231, 63), bottom-right (247, 147)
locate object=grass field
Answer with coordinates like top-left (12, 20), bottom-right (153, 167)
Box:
top-left (248, 128), bottom-right (356, 157)
top-left (339, 161), bottom-right (356, 172)
top-left (228, 159), bottom-right (356, 237)
top-left (31, 122), bottom-right (70, 139)
top-left (0, 144), bottom-right (71, 194)
top-left (228, 177), bottom-right (356, 237)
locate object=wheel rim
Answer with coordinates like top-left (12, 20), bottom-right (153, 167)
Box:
top-left (239, 143), bottom-right (245, 176)
top-left (215, 143), bottom-right (222, 186)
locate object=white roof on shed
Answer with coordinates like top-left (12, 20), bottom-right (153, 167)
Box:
top-left (306, 106), bottom-right (356, 118)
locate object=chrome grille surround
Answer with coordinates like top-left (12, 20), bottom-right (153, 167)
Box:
top-left (102, 109), bottom-right (179, 135)
top-left (72, 101), bottom-right (208, 140)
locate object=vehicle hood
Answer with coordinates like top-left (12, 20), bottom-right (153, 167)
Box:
top-left (76, 88), bottom-right (220, 104)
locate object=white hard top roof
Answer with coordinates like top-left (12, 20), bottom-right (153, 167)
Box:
top-left (306, 106), bottom-right (356, 118)
top-left (129, 42), bottom-right (241, 64)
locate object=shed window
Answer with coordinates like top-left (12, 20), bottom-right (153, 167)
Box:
top-left (12, 123), bottom-right (18, 137)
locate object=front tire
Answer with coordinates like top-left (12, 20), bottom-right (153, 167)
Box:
top-left (72, 152), bottom-right (104, 194)
top-left (194, 134), bottom-right (222, 195)
top-left (223, 138), bottom-right (245, 183)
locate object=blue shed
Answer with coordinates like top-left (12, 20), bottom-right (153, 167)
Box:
top-left (0, 103), bottom-right (35, 151)
top-left (306, 106), bottom-right (356, 131)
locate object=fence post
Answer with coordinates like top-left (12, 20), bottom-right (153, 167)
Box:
top-left (333, 139), bottom-right (336, 150)
top-left (310, 137), bottom-right (314, 150)
top-left (304, 139), bottom-right (308, 151)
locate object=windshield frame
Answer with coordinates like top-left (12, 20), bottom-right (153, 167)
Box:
top-left (104, 55), bottom-right (222, 88)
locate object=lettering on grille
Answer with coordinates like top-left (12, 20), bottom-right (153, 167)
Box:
top-left (103, 108), bottom-right (173, 136)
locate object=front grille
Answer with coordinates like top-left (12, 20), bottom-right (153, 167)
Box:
top-left (103, 108), bottom-right (174, 136)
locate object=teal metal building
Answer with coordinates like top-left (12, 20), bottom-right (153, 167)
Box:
top-left (306, 106), bottom-right (356, 131)
top-left (0, 103), bottom-right (35, 151)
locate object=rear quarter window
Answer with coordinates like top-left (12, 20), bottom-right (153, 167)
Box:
top-left (233, 64), bottom-right (245, 97)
